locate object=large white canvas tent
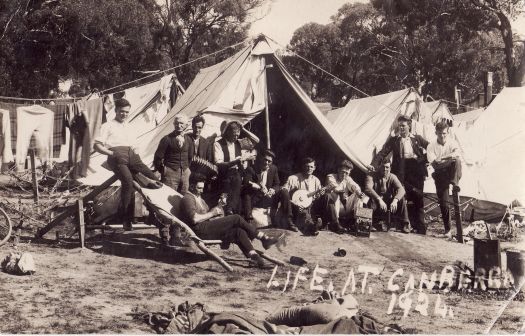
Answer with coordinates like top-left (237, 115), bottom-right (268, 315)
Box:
top-left (326, 87), bottom-right (525, 221)
top-left (419, 100), bottom-right (454, 125)
top-left (81, 36), bottom-right (356, 184)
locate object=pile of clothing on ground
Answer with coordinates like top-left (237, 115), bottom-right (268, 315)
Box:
top-left (131, 290), bottom-right (405, 334)
top-left (1, 251), bottom-right (36, 275)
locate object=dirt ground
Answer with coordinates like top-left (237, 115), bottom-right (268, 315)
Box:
top-left (1, 175), bottom-right (524, 334)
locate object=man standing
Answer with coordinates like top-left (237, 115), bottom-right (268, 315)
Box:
top-left (188, 114), bottom-right (209, 160)
top-left (364, 160), bottom-right (410, 233)
top-left (153, 115), bottom-right (192, 246)
top-left (94, 98), bottom-right (160, 231)
top-left (242, 149), bottom-right (297, 231)
top-left (283, 157), bottom-right (325, 235)
top-left (371, 115), bottom-right (429, 234)
top-left (214, 121), bottom-right (252, 215)
top-left (427, 121), bottom-right (462, 238)
top-left (181, 175), bottom-right (282, 268)
top-left (325, 160), bottom-right (364, 234)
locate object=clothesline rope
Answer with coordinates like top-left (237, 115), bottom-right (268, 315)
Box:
top-left (0, 38), bottom-right (250, 103)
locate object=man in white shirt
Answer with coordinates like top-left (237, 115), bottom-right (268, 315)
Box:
top-left (427, 121), bottom-right (462, 237)
top-left (283, 157), bottom-right (325, 235)
top-left (94, 98), bottom-right (159, 231)
top-left (213, 121), bottom-right (249, 216)
top-left (325, 160), bottom-right (364, 234)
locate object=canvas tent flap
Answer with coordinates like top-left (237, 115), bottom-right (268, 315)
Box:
top-left (325, 88), bottom-right (421, 169)
top-left (419, 100), bottom-right (454, 125)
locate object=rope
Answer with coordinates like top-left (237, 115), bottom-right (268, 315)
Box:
top-left (0, 38), bottom-right (250, 102)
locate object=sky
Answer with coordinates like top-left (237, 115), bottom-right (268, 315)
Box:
top-left (249, 0), bottom-right (525, 47)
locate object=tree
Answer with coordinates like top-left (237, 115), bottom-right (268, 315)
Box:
top-left (469, 0), bottom-right (525, 86)
top-left (0, 0), bottom-right (263, 98)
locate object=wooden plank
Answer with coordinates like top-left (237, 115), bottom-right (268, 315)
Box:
top-left (256, 250), bottom-right (285, 266)
top-left (36, 175), bottom-right (119, 239)
top-left (195, 241), bottom-right (234, 272)
top-left (78, 199), bottom-right (85, 249)
top-left (453, 187), bottom-right (464, 243)
top-left (29, 149), bottom-right (39, 204)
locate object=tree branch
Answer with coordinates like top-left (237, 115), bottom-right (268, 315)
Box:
top-left (0, 5), bottom-right (21, 41)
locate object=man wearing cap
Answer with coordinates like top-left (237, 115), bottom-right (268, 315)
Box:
top-left (153, 114), bottom-right (193, 246)
top-left (94, 98), bottom-right (160, 231)
top-left (364, 160), bottom-right (410, 233)
top-left (242, 149), bottom-right (297, 231)
top-left (214, 120), bottom-right (253, 215)
top-left (370, 115), bottom-right (429, 234)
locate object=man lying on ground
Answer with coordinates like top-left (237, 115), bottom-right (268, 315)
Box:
top-left (180, 174), bottom-right (282, 268)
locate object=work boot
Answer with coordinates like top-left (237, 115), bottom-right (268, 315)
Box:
top-left (330, 221), bottom-right (345, 234)
top-left (402, 223), bottom-right (411, 234)
top-left (262, 233), bottom-right (284, 250)
top-left (249, 253), bottom-right (266, 268)
top-left (123, 222), bottom-right (133, 231)
top-left (287, 218), bottom-right (299, 232)
top-left (379, 221), bottom-right (388, 232)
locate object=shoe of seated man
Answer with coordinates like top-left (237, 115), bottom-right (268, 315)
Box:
top-left (287, 219), bottom-right (299, 232)
top-left (250, 253), bottom-right (266, 268)
top-left (262, 233), bottom-right (285, 250)
top-left (402, 223), bottom-right (411, 234)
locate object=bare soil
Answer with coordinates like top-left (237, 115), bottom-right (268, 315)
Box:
top-left (0, 182), bottom-right (524, 334)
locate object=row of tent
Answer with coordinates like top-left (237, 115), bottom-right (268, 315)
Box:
top-left (80, 36), bottom-right (524, 222)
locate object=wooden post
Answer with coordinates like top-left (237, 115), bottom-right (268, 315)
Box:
top-left (78, 199), bottom-right (85, 249)
top-left (452, 188), bottom-right (464, 243)
top-left (485, 72), bottom-right (493, 106)
top-left (29, 149), bottom-right (39, 204)
top-left (263, 58), bottom-right (272, 149)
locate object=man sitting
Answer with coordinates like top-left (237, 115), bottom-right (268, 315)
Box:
top-left (363, 160), bottom-right (410, 233)
top-left (283, 157), bottom-right (325, 235)
top-left (242, 149), bottom-right (297, 231)
top-left (427, 121), bottom-right (462, 238)
top-left (325, 160), bottom-right (364, 234)
top-left (180, 174), bottom-right (282, 268)
top-left (94, 98), bottom-right (160, 231)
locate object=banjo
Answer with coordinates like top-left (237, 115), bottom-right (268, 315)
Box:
top-left (291, 185), bottom-right (334, 209)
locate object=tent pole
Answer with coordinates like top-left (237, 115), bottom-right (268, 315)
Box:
top-left (263, 58), bottom-right (271, 149)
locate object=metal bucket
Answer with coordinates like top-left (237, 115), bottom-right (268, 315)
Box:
top-left (474, 238), bottom-right (501, 273)
top-left (506, 249), bottom-right (525, 290)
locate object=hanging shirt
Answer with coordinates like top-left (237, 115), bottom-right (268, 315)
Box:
top-left (94, 119), bottom-right (136, 149)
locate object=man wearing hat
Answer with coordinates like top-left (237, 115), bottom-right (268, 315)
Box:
top-left (94, 98), bottom-right (160, 231)
top-left (242, 149), bottom-right (297, 231)
top-left (153, 114), bottom-right (193, 246)
top-left (213, 120), bottom-right (254, 215)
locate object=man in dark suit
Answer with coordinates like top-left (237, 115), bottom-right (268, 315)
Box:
top-left (370, 115), bottom-right (429, 234)
top-left (242, 149), bottom-right (297, 231)
top-left (188, 114), bottom-right (209, 160)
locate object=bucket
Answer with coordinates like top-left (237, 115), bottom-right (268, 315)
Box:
top-left (506, 249), bottom-right (525, 290)
top-left (474, 238), bottom-right (501, 273)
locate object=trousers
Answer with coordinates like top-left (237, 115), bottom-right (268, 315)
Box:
top-left (194, 214), bottom-right (258, 256)
top-left (433, 160), bottom-right (462, 231)
top-left (15, 105), bottom-right (54, 171)
top-left (107, 146), bottom-right (158, 223)
top-left (221, 168), bottom-right (242, 215)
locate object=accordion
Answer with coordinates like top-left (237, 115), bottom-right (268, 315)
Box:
top-left (191, 156), bottom-right (218, 178)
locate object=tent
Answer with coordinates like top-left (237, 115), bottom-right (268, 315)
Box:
top-left (419, 100), bottom-right (454, 125)
top-left (324, 88), bottom-right (423, 171)
top-left (326, 87), bottom-right (525, 221)
top-left (80, 36), bottom-right (357, 184)
top-left (453, 108), bottom-right (484, 130)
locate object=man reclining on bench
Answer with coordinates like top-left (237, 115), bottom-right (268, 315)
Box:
top-left (180, 174), bottom-right (283, 268)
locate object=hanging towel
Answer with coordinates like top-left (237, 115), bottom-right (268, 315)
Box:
top-left (0, 109), bottom-right (14, 165)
